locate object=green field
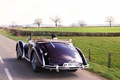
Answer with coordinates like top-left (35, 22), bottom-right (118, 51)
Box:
top-left (19, 27), bottom-right (120, 33)
top-left (1, 27), bottom-right (120, 80)
top-left (59, 37), bottom-right (120, 69)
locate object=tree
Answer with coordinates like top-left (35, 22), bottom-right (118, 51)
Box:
top-left (71, 23), bottom-right (76, 27)
top-left (106, 16), bottom-right (114, 27)
top-left (78, 20), bottom-right (86, 27)
top-left (34, 18), bottom-right (42, 27)
top-left (50, 16), bottom-right (61, 27)
top-left (11, 21), bottom-right (17, 28)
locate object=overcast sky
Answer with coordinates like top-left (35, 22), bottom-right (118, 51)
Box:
top-left (0, 0), bottom-right (120, 26)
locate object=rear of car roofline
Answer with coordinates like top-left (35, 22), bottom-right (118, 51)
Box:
top-left (35, 38), bottom-right (72, 44)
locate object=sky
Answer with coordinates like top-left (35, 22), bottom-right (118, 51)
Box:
top-left (0, 0), bottom-right (120, 26)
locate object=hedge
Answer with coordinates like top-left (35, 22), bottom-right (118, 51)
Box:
top-left (4, 28), bottom-right (120, 37)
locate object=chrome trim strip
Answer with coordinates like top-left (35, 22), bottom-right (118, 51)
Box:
top-left (50, 42), bottom-right (55, 48)
top-left (40, 49), bottom-right (45, 67)
top-left (24, 56), bottom-right (30, 62)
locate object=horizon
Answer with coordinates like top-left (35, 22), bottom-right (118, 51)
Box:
top-left (2, 23), bottom-right (120, 27)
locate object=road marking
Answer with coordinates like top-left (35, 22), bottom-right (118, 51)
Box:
top-left (4, 68), bottom-right (13, 80)
top-left (0, 56), bottom-right (4, 63)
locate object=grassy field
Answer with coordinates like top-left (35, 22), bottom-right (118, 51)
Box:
top-left (19, 27), bottom-right (120, 33)
top-left (1, 28), bottom-right (120, 80)
top-left (59, 37), bottom-right (120, 69)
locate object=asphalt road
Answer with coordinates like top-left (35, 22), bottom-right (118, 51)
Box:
top-left (0, 34), bottom-right (108, 80)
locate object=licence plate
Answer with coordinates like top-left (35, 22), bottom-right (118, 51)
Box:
top-left (63, 63), bottom-right (80, 67)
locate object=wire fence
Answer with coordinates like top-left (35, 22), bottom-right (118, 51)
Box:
top-left (87, 49), bottom-right (120, 69)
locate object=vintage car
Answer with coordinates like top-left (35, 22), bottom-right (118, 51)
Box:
top-left (16, 34), bottom-right (89, 72)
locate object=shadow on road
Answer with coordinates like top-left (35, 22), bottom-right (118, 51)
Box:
top-left (3, 58), bottom-right (78, 80)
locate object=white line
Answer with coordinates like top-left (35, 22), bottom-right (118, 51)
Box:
top-left (4, 68), bottom-right (13, 80)
top-left (0, 56), bottom-right (4, 63)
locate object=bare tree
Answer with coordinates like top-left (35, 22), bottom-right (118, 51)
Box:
top-left (34, 18), bottom-right (42, 27)
top-left (78, 20), bottom-right (86, 27)
top-left (106, 16), bottom-right (114, 27)
top-left (11, 21), bottom-right (17, 28)
top-left (50, 16), bottom-right (61, 27)
top-left (71, 23), bottom-right (76, 27)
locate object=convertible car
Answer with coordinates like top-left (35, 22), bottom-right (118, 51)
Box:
top-left (16, 34), bottom-right (89, 72)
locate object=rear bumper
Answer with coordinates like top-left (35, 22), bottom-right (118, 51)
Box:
top-left (43, 64), bottom-right (89, 71)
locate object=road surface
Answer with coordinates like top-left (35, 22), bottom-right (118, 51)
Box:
top-left (0, 34), bottom-right (108, 80)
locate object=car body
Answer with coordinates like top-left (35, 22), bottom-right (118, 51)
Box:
top-left (16, 35), bottom-right (89, 72)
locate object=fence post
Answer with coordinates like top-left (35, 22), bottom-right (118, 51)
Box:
top-left (88, 48), bottom-right (91, 61)
top-left (108, 53), bottom-right (111, 68)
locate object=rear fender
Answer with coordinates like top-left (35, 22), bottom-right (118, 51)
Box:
top-left (76, 47), bottom-right (88, 65)
top-left (16, 40), bottom-right (25, 56)
top-left (30, 46), bottom-right (45, 67)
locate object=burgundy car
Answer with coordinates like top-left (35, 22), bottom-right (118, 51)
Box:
top-left (16, 36), bottom-right (89, 72)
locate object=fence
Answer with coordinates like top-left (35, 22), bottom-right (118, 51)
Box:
top-left (88, 49), bottom-right (120, 68)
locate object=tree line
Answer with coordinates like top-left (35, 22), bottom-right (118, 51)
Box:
top-left (10, 16), bottom-right (115, 28)
top-left (34, 16), bottom-right (87, 27)
top-left (34, 16), bottom-right (115, 27)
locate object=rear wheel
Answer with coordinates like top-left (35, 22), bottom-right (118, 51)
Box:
top-left (16, 47), bottom-right (22, 60)
top-left (31, 52), bottom-right (39, 72)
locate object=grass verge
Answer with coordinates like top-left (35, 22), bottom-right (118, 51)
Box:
top-left (88, 62), bottom-right (120, 80)
top-left (0, 29), bottom-right (27, 42)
